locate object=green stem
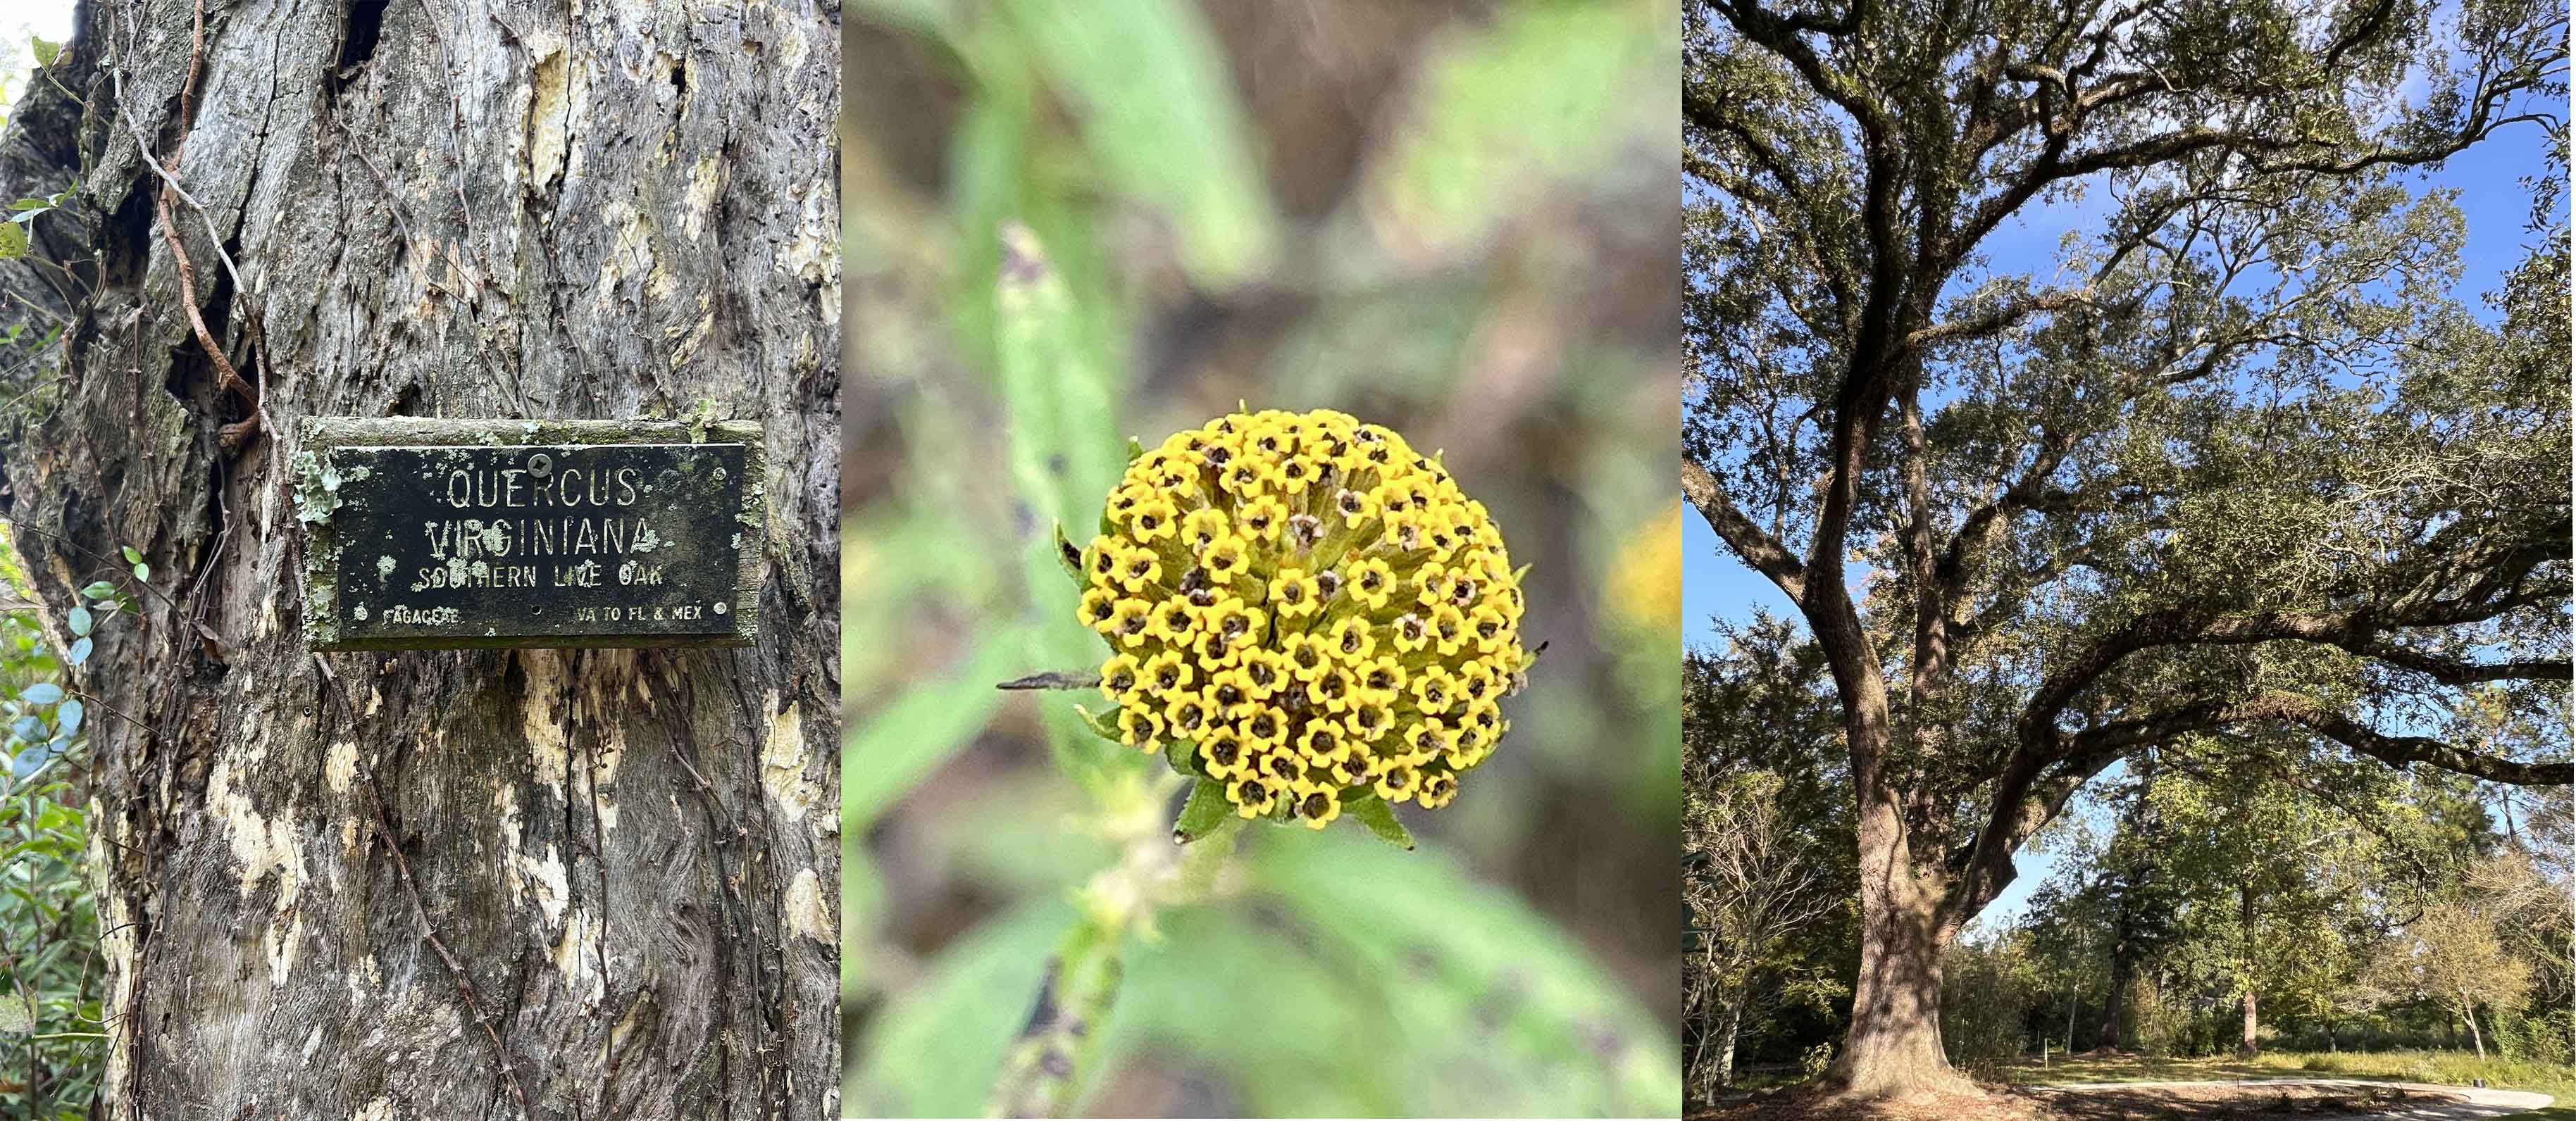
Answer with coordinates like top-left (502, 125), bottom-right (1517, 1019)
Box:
top-left (985, 806), bottom-right (1245, 1117)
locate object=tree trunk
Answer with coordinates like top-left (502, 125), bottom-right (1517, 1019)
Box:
top-left (2100, 931), bottom-right (2133, 1050)
top-left (0, 2), bottom-right (841, 1117)
top-left (2238, 883), bottom-right (2258, 1059)
top-left (2466, 1001), bottom-right (2487, 1062)
top-left (1831, 781), bottom-right (1972, 1098)
top-left (1712, 987), bottom-right (1745, 1091)
top-left (2239, 989), bottom-right (2259, 1060)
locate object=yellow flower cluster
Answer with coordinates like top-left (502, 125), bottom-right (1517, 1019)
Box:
top-left (1080, 409), bottom-right (1529, 829)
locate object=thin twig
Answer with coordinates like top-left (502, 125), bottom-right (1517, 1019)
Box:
top-left (106, 0), bottom-right (276, 451)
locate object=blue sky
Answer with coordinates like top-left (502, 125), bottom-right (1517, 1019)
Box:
top-left (1686, 106), bottom-right (2561, 931)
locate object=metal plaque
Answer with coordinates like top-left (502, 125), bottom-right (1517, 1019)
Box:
top-left (299, 418), bottom-right (764, 650)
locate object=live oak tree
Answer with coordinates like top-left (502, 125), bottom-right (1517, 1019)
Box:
top-left (1685, 0), bottom-right (2570, 1098)
top-left (0, 2), bottom-right (840, 1117)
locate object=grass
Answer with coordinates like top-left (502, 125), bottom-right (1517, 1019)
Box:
top-left (2003, 1049), bottom-right (2576, 1120)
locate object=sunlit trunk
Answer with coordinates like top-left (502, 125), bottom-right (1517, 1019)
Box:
top-left (2239, 990), bottom-right (2259, 1059)
top-left (2238, 884), bottom-right (2259, 1059)
top-left (1831, 783), bottom-right (1973, 1098)
top-left (1714, 991), bottom-right (1745, 1089)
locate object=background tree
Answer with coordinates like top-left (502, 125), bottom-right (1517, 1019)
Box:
top-left (1688, 770), bottom-right (1841, 1096)
top-left (1686, 0), bottom-right (2570, 1096)
top-left (1685, 616), bottom-right (1855, 1104)
top-left (2148, 735), bottom-right (2399, 1058)
top-left (2373, 902), bottom-right (2534, 1061)
top-left (0, 3), bottom-right (840, 1117)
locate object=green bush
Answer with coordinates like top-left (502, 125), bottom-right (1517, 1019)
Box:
top-left (1800, 1041), bottom-right (1836, 1079)
top-left (1942, 941), bottom-right (2034, 1079)
top-left (0, 530), bottom-right (104, 1117)
top-left (2496, 1008), bottom-right (2576, 1066)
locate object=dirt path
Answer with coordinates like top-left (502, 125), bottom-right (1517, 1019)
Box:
top-left (2031, 1079), bottom-right (2555, 1120)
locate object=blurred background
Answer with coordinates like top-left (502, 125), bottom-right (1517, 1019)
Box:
top-left (840, 1), bottom-right (1681, 1115)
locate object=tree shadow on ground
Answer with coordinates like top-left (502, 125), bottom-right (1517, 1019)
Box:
top-left (1691, 1082), bottom-right (2465, 1120)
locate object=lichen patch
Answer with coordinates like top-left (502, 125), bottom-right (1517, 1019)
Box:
top-left (785, 867), bottom-right (833, 944)
top-left (208, 741), bottom-right (307, 985)
top-left (683, 155), bottom-right (723, 242)
top-left (325, 740), bottom-right (359, 794)
top-left (525, 38), bottom-right (573, 194)
top-left (760, 696), bottom-right (819, 822)
top-left (521, 841), bottom-right (571, 926)
top-left (518, 651), bottom-right (572, 791)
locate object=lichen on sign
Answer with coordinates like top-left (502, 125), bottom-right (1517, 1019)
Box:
top-left (298, 417), bottom-right (764, 650)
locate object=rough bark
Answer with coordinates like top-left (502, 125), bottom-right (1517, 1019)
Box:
top-left (1829, 775), bottom-right (1972, 1099)
top-left (0, 1), bottom-right (841, 1117)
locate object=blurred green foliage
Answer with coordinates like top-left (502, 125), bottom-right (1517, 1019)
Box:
top-left (843, 0), bottom-right (1681, 1114)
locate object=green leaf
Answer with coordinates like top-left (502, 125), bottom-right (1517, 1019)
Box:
top-left (843, 633), bottom-right (1026, 834)
top-left (132, 562), bottom-right (149, 582)
top-left (993, 223), bottom-right (1124, 680)
top-left (1235, 832), bottom-right (1684, 1115)
top-left (1069, 703), bottom-right (1123, 745)
top-left (1160, 735), bottom-right (1199, 778)
top-left (1169, 778), bottom-right (1232, 844)
top-left (64, 606), bottom-right (89, 637)
top-left (847, 902), bottom-right (1075, 1118)
top-left (1125, 437), bottom-right (1145, 463)
top-left (78, 582), bottom-right (114, 601)
top-left (1338, 791), bottom-right (1415, 851)
top-left (1052, 520), bottom-right (1085, 587)
top-left (64, 637), bottom-right (88, 668)
top-left (994, 0), bottom-right (1279, 288)
top-left (54, 701), bottom-right (79, 737)
top-left (1362, 5), bottom-right (1663, 258)
top-left (120, 547), bottom-right (140, 565)
top-left (29, 36), bottom-right (57, 68)
top-left (18, 684), bottom-right (59, 706)
top-left (0, 998), bottom-right (30, 1033)
top-left (0, 220), bottom-right (29, 261)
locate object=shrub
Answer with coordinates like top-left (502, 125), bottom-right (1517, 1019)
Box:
top-left (2496, 1009), bottom-right (2575, 1066)
top-left (1800, 1041), bottom-right (1835, 1079)
top-left (1942, 941), bottom-right (2034, 1079)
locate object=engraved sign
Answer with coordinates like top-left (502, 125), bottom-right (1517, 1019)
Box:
top-left (299, 418), bottom-right (763, 650)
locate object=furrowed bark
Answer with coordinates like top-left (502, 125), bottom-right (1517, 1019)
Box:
top-left (1827, 754), bottom-right (1972, 1098)
top-left (0, 1), bottom-right (842, 1117)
